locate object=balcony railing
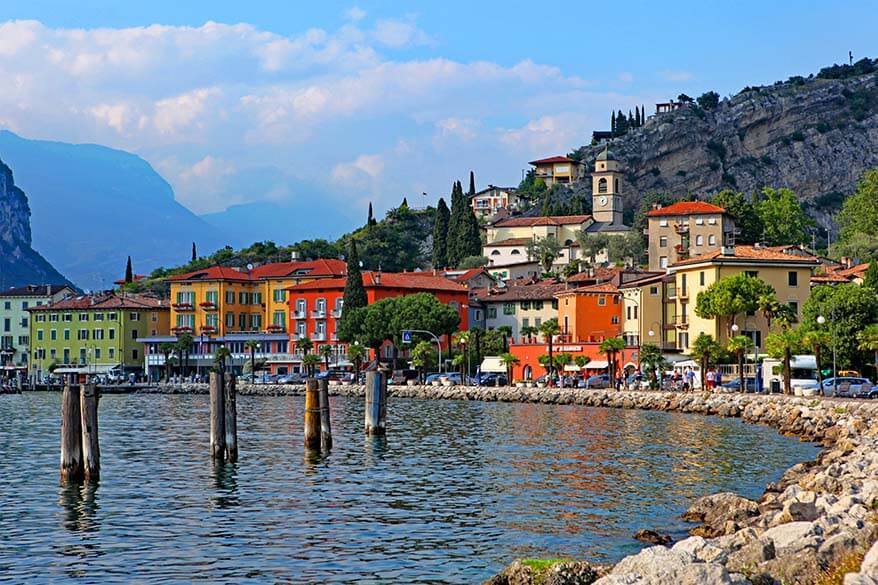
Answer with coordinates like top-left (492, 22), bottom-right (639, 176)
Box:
top-left (674, 223), bottom-right (690, 234)
top-left (199, 301), bottom-right (218, 311)
top-left (675, 316), bottom-right (689, 328)
top-left (266, 324), bottom-right (286, 332)
top-left (331, 308), bottom-right (343, 318)
top-left (311, 310), bottom-right (326, 319)
top-left (293, 310), bottom-right (306, 319)
top-left (311, 333), bottom-right (327, 341)
top-left (172, 303), bottom-right (194, 311)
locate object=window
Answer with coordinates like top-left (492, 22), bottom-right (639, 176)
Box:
top-left (49, 313), bottom-right (59, 322)
top-left (681, 274), bottom-right (687, 296)
top-left (551, 299), bottom-right (558, 310)
top-left (95, 348), bottom-right (101, 360)
top-left (107, 313), bottom-right (117, 321)
top-left (79, 313), bottom-right (89, 322)
top-left (520, 301), bottom-right (531, 310)
top-left (487, 307), bottom-right (497, 319)
top-left (695, 218), bottom-right (704, 225)
top-left (109, 348), bottom-right (115, 360)
top-left (50, 329), bottom-right (57, 341)
top-left (598, 177), bottom-right (608, 193)
top-left (94, 313), bottom-right (104, 321)
top-left (205, 314), bottom-right (218, 328)
top-left (239, 313), bottom-right (247, 330)
top-left (226, 291), bottom-right (235, 304)
top-left (63, 329), bottom-right (70, 340)
top-left (273, 289), bottom-right (286, 303)
top-left (611, 315), bottom-right (619, 324)
top-left (708, 217), bottom-right (717, 225)
top-left (522, 318), bottom-right (529, 328)
top-left (510, 249), bottom-right (521, 256)
top-left (533, 300), bottom-right (544, 310)
top-left (296, 299), bottom-right (306, 315)
top-left (659, 256), bottom-right (668, 268)
top-left (37, 329), bottom-right (44, 341)
top-left (658, 236), bottom-right (668, 248)
top-left (226, 313), bottom-right (234, 328)
top-left (788, 301), bottom-right (799, 315)
top-left (273, 311), bottom-right (285, 327)
top-left (788, 271), bottom-right (798, 287)
top-left (626, 306), bottom-right (632, 320)
top-left (678, 332), bottom-right (689, 349)
top-left (2, 301), bottom-right (7, 310)
top-left (79, 348), bottom-right (86, 364)
top-left (239, 292), bottom-right (247, 304)
top-left (205, 290), bottom-right (219, 304)
top-left (250, 314), bottom-right (262, 330)
top-left (700, 271), bottom-right (705, 286)
top-left (649, 286), bottom-right (659, 296)
top-left (78, 329), bottom-right (89, 340)
top-left (2, 318), bottom-right (8, 332)
top-left (695, 235), bottom-right (703, 246)
top-left (49, 349), bottom-right (56, 359)
top-left (176, 291), bottom-right (195, 305)
top-left (254, 292), bottom-right (263, 305)
top-left (63, 313), bottom-right (72, 322)
top-left (534, 317), bottom-right (542, 328)
top-left (109, 328), bottom-right (116, 340)
top-left (175, 314), bottom-right (194, 329)
top-left (129, 312), bottom-right (140, 321)
top-left (132, 329), bottom-right (139, 340)
top-left (132, 349), bottom-right (139, 360)
top-left (659, 220), bottom-right (668, 227)
top-left (745, 271), bottom-right (758, 278)
top-left (708, 234), bottom-right (716, 246)
top-left (151, 312), bottom-right (157, 322)
top-left (503, 303), bottom-right (516, 315)
top-left (94, 329), bottom-right (104, 340)
top-left (598, 297), bottom-right (606, 306)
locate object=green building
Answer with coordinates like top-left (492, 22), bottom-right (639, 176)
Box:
top-left (28, 292), bottom-right (169, 381)
top-left (0, 284), bottom-right (75, 379)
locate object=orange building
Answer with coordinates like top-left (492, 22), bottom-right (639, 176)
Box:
top-left (286, 271), bottom-right (470, 370)
top-left (507, 340), bottom-right (640, 381)
top-left (555, 282), bottom-right (623, 342)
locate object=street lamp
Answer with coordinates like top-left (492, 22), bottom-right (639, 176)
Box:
top-left (817, 314), bottom-right (836, 397)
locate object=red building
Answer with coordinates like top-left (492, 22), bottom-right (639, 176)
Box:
top-left (286, 271), bottom-right (469, 369)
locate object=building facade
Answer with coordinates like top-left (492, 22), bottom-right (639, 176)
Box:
top-left (528, 155), bottom-right (585, 187)
top-left (0, 284), bottom-right (75, 377)
top-left (555, 283), bottom-right (623, 343)
top-left (645, 201), bottom-right (736, 270)
top-left (470, 186), bottom-right (522, 218)
top-left (29, 292), bottom-right (169, 380)
top-left (477, 281), bottom-right (566, 340)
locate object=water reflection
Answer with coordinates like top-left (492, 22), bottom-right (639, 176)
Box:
top-left (0, 393), bottom-right (819, 583)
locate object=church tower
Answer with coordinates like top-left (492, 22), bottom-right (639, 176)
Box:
top-left (591, 145), bottom-right (624, 225)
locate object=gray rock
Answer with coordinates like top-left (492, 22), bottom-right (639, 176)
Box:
top-left (726, 538), bottom-right (776, 573)
top-left (595, 546), bottom-right (745, 585)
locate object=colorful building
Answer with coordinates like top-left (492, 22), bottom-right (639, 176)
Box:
top-left (470, 185), bottom-right (523, 218)
top-left (286, 271), bottom-right (470, 370)
top-left (528, 155), bottom-right (585, 187)
top-left (477, 280), bottom-right (565, 340)
top-left (555, 282), bottom-right (623, 343)
top-left (645, 200), bottom-right (736, 270)
top-left (0, 284), bottom-right (75, 377)
top-left (28, 292), bottom-right (169, 380)
top-left (507, 340), bottom-right (639, 381)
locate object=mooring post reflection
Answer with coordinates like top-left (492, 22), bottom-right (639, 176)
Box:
top-left (58, 480), bottom-right (100, 534)
top-left (210, 460), bottom-right (239, 509)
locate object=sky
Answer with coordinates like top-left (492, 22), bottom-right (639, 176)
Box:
top-left (0, 0), bottom-right (875, 236)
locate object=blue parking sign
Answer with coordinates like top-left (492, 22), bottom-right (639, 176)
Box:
top-left (402, 330), bottom-right (412, 344)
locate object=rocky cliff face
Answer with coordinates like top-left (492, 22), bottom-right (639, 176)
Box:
top-left (571, 68), bottom-right (878, 227)
top-left (0, 160), bottom-right (72, 289)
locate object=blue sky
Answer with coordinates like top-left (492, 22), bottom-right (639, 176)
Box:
top-left (0, 1), bottom-right (874, 238)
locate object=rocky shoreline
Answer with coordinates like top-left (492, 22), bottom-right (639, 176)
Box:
top-left (139, 383), bottom-right (878, 584)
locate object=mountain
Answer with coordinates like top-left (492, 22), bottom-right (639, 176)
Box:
top-left (0, 131), bottom-right (226, 291)
top-left (0, 160), bottom-right (73, 289)
top-left (569, 60), bottom-right (878, 228)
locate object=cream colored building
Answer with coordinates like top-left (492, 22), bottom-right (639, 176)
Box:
top-left (470, 186), bottom-right (523, 218)
top-left (529, 155), bottom-right (585, 187)
top-left (478, 281), bottom-right (566, 340)
top-left (667, 245), bottom-right (818, 353)
top-left (619, 273), bottom-right (667, 350)
top-left (645, 201), bottom-right (736, 271)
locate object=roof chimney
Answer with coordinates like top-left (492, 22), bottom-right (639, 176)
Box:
top-left (721, 245), bottom-right (736, 256)
top-left (374, 266), bottom-right (382, 285)
top-left (291, 250), bottom-right (299, 261)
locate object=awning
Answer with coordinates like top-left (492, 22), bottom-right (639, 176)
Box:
top-left (480, 356), bottom-right (507, 373)
top-left (585, 360), bottom-right (609, 369)
top-left (54, 364), bottom-right (122, 374)
top-left (563, 364), bottom-right (581, 372)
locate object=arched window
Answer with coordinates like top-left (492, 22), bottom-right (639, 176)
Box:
top-left (708, 234), bottom-right (717, 245)
top-left (598, 178), bottom-right (608, 193)
top-left (695, 235), bottom-right (704, 246)
top-left (564, 239), bottom-right (573, 246)
top-left (615, 178), bottom-right (619, 192)
top-left (511, 249), bottom-right (521, 255)
top-left (491, 250), bottom-right (501, 256)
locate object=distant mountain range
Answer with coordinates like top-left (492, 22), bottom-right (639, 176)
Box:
top-left (0, 131), bottom-right (226, 291)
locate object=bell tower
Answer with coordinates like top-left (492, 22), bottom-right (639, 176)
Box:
top-left (591, 145), bottom-right (624, 225)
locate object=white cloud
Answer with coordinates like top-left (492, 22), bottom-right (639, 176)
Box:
top-left (346, 6), bottom-right (367, 21)
top-left (661, 70), bottom-right (693, 82)
top-left (331, 154), bottom-right (385, 186)
top-left (500, 113), bottom-right (592, 157)
top-left (372, 18), bottom-right (433, 48)
top-left (89, 102), bottom-right (133, 133)
top-left (152, 87), bottom-right (221, 136)
top-left (434, 117), bottom-right (479, 142)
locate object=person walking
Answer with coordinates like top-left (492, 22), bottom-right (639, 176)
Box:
top-left (706, 368), bottom-right (716, 391)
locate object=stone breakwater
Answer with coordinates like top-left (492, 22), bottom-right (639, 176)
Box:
top-left (143, 383), bottom-right (878, 584)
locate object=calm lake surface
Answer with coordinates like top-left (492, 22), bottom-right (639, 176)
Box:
top-left (0, 392), bottom-right (818, 583)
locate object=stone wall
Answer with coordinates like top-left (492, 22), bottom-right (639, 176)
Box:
top-left (142, 383), bottom-right (878, 584)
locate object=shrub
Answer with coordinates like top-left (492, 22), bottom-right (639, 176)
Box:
top-left (708, 161), bottom-right (721, 172)
top-left (676, 170), bottom-right (687, 177)
top-left (650, 167), bottom-right (661, 176)
top-left (706, 140), bottom-right (727, 159)
top-left (816, 121), bottom-right (831, 133)
top-left (791, 130), bottom-right (806, 142)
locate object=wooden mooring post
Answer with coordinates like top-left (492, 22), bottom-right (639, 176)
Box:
top-left (209, 371), bottom-right (226, 460)
top-left (80, 384), bottom-right (100, 480)
top-left (224, 373), bottom-right (238, 463)
top-left (60, 379), bottom-right (83, 482)
top-left (318, 378), bottom-right (332, 450)
top-left (364, 370), bottom-right (387, 436)
top-left (304, 379), bottom-right (321, 450)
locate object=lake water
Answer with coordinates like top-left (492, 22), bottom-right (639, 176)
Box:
top-left (0, 392), bottom-right (819, 583)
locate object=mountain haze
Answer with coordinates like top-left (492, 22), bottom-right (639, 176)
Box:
top-left (0, 131), bottom-right (225, 290)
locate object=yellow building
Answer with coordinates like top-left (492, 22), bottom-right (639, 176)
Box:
top-left (619, 273), bottom-right (667, 349)
top-left (528, 155), bottom-right (585, 187)
top-left (667, 245), bottom-right (818, 353)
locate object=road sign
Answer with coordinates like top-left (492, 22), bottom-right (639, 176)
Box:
top-left (401, 330), bottom-right (412, 344)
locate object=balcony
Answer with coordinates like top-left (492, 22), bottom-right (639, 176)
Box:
top-left (311, 332), bottom-right (327, 341)
top-left (674, 223), bottom-right (690, 234)
top-left (293, 310), bottom-right (306, 319)
top-left (674, 243), bottom-right (689, 259)
top-left (171, 326), bottom-right (194, 334)
top-left (172, 303), bottom-right (194, 311)
top-left (678, 288), bottom-right (689, 300)
top-left (199, 301), bottom-right (218, 311)
top-left (311, 310), bottom-right (327, 319)
top-left (331, 308), bottom-right (343, 318)
top-left (201, 325), bottom-right (218, 334)
top-left (266, 324), bottom-right (286, 333)
top-left (674, 316), bottom-right (689, 329)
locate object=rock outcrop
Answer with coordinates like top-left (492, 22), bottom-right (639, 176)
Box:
top-left (0, 159), bottom-right (71, 289)
top-left (568, 67), bottom-right (878, 227)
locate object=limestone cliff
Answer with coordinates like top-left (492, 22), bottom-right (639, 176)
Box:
top-left (0, 160), bottom-right (72, 289)
top-left (570, 64), bottom-right (878, 227)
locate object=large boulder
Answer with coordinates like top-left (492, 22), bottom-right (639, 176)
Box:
top-left (682, 492), bottom-right (759, 536)
top-left (484, 560), bottom-right (601, 585)
top-left (593, 546), bottom-right (747, 585)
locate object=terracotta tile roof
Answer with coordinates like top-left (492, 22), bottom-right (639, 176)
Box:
top-left (477, 281), bottom-right (568, 302)
top-left (556, 282), bottom-right (620, 296)
top-left (486, 237), bottom-right (534, 247)
top-left (837, 263), bottom-right (870, 278)
top-left (492, 214), bottom-right (591, 228)
top-left (0, 284), bottom-right (73, 297)
top-left (670, 245), bottom-right (820, 268)
top-left (566, 266), bottom-right (623, 283)
top-left (166, 266), bottom-right (254, 282)
top-left (113, 274), bottom-right (146, 286)
top-left (618, 272), bottom-right (666, 288)
top-left (30, 292), bottom-right (168, 311)
top-left (529, 155), bottom-right (581, 165)
top-left (166, 259), bottom-right (347, 283)
top-left (645, 201), bottom-right (727, 217)
top-left (287, 271), bottom-right (467, 293)
top-left (448, 268), bottom-right (490, 282)
top-left (810, 273), bottom-right (851, 284)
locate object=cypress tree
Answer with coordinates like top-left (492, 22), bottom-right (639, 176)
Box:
top-left (461, 204), bottom-right (482, 260)
top-left (124, 256), bottom-right (133, 284)
top-left (446, 181), bottom-right (465, 266)
top-left (635, 106), bottom-right (641, 127)
top-left (338, 238), bottom-right (368, 341)
top-left (611, 111), bottom-right (616, 135)
top-left (367, 202), bottom-right (374, 227)
top-left (432, 197), bottom-right (450, 268)
top-left (468, 171), bottom-right (476, 197)
top-left (628, 109), bottom-right (634, 126)
top-left (401, 197), bottom-right (408, 209)
top-left (191, 242), bottom-right (197, 262)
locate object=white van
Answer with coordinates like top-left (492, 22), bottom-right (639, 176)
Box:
top-left (762, 355), bottom-right (820, 395)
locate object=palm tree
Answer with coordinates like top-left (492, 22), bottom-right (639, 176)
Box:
top-left (520, 325), bottom-right (538, 344)
top-left (158, 342), bottom-right (175, 381)
top-left (727, 335), bottom-right (754, 392)
top-left (574, 355), bottom-right (591, 371)
top-left (499, 352), bottom-right (520, 383)
top-left (766, 328), bottom-right (804, 395)
top-left (554, 353), bottom-right (573, 378)
top-left (599, 337), bottom-right (625, 387)
top-left (758, 294), bottom-right (782, 329)
top-left (497, 325), bottom-right (513, 352)
top-left (539, 318), bottom-right (560, 379)
top-left (802, 328), bottom-right (831, 384)
top-left (175, 332), bottom-right (193, 376)
top-left (639, 343), bottom-right (663, 389)
top-left (302, 354), bottom-right (321, 378)
top-left (691, 333), bottom-right (722, 388)
top-left (214, 345), bottom-right (231, 374)
top-left (244, 340), bottom-right (260, 377)
top-left (347, 343), bottom-right (367, 380)
top-left (298, 335), bottom-right (313, 355)
top-left (319, 344), bottom-right (333, 372)
top-left (857, 324), bottom-right (878, 378)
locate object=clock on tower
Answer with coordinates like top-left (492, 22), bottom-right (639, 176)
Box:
top-left (591, 145), bottom-right (624, 225)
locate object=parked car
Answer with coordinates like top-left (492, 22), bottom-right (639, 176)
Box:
top-left (719, 377), bottom-right (758, 393)
top-left (584, 374), bottom-right (611, 389)
top-left (821, 377), bottom-right (873, 398)
top-left (276, 372), bottom-right (306, 384)
top-left (476, 373), bottom-right (507, 386)
top-left (316, 369), bottom-right (352, 382)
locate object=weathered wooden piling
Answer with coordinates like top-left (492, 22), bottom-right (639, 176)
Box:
top-left (304, 379), bottom-right (321, 450)
top-left (318, 378), bottom-right (332, 450)
top-left (60, 379), bottom-right (83, 482)
top-left (364, 371), bottom-right (387, 436)
top-left (80, 383), bottom-right (100, 480)
top-left (224, 373), bottom-right (238, 462)
top-left (209, 371), bottom-right (226, 460)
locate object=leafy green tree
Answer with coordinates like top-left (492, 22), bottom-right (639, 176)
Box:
top-left (726, 335), bottom-right (754, 392)
top-left (411, 340), bottom-right (434, 381)
top-left (349, 204), bottom-right (428, 271)
top-left (302, 354), bottom-right (321, 377)
top-left (554, 353), bottom-right (573, 375)
top-left (863, 261), bottom-right (878, 291)
top-left (639, 343), bottom-right (664, 389)
top-left (576, 232), bottom-right (610, 267)
top-left (175, 332), bottom-right (193, 375)
top-left (337, 238), bottom-right (368, 342)
top-left (458, 255), bottom-right (488, 269)
top-left (756, 187), bottom-right (814, 245)
top-left (709, 189), bottom-right (763, 244)
top-left (394, 293), bottom-right (460, 343)
top-left (857, 324), bottom-right (878, 378)
top-left (432, 197), bottom-right (450, 268)
top-left (802, 284), bottom-right (878, 370)
top-left (696, 91), bottom-right (720, 110)
top-left (521, 325), bottom-right (538, 343)
top-left (539, 318), bottom-right (560, 378)
top-left (599, 337), bottom-right (625, 386)
top-left (766, 328), bottom-right (804, 394)
top-left (499, 352), bottom-right (520, 382)
top-left (319, 344), bottom-right (333, 370)
top-left (801, 328), bottom-right (831, 383)
top-left (292, 239), bottom-right (341, 260)
top-left (347, 342), bottom-right (367, 377)
top-left (297, 335), bottom-right (313, 355)
top-left (527, 236), bottom-right (564, 274)
top-left (838, 169), bottom-right (878, 260)
top-left (690, 333), bottom-right (722, 387)
top-left (517, 169), bottom-right (548, 204)
top-left (695, 273), bottom-right (776, 334)
top-left (607, 230), bottom-right (646, 266)
top-left (574, 355), bottom-right (591, 370)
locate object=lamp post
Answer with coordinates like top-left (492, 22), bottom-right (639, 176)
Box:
top-left (817, 314), bottom-right (835, 397)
